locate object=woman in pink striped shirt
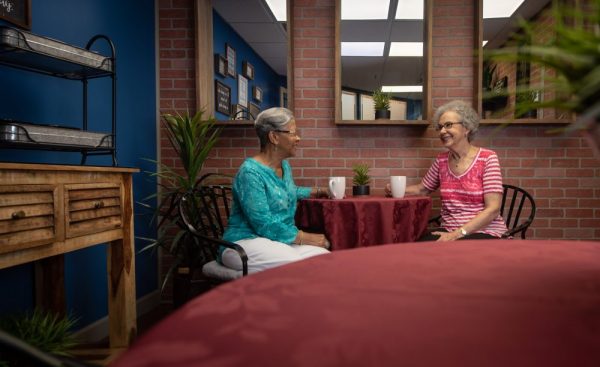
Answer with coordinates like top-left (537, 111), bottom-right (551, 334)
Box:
top-left (388, 100), bottom-right (508, 241)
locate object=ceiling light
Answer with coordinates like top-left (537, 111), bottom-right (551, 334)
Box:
top-left (341, 42), bottom-right (385, 56)
top-left (382, 86), bottom-right (423, 93)
top-left (395, 0), bottom-right (423, 19)
top-left (483, 0), bottom-right (524, 18)
top-left (342, 0), bottom-right (390, 20)
top-left (389, 42), bottom-right (423, 57)
top-left (265, 0), bottom-right (286, 21)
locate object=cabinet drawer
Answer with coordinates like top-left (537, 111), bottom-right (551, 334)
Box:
top-left (65, 183), bottom-right (122, 238)
top-left (0, 185), bottom-right (58, 254)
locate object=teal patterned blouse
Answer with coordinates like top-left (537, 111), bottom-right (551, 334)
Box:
top-left (223, 158), bottom-right (312, 245)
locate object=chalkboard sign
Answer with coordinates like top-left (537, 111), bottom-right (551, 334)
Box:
top-left (0, 0), bottom-right (31, 29)
top-left (215, 80), bottom-right (231, 116)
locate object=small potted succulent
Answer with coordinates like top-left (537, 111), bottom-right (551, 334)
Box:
top-left (352, 163), bottom-right (371, 196)
top-left (372, 88), bottom-right (391, 119)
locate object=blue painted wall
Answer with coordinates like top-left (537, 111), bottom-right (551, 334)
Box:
top-left (213, 10), bottom-right (285, 120)
top-left (0, 0), bottom-right (157, 329)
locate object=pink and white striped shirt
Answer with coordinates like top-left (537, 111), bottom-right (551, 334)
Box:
top-left (422, 148), bottom-right (508, 237)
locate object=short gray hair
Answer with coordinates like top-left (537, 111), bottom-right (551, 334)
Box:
top-left (433, 100), bottom-right (480, 142)
top-left (254, 107), bottom-right (295, 149)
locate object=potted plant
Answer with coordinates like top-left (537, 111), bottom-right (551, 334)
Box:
top-left (138, 110), bottom-right (222, 305)
top-left (352, 163), bottom-right (371, 196)
top-left (482, 62), bottom-right (509, 115)
top-left (515, 88), bottom-right (539, 118)
top-left (372, 88), bottom-right (391, 119)
top-left (0, 309), bottom-right (79, 366)
top-left (486, 0), bottom-right (600, 150)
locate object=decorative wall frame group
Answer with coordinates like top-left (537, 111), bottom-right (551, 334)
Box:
top-left (215, 54), bottom-right (227, 77)
top-left (252, 86), bottom-right (262, 103)
top-left (215, 80), bottom-right (231, 115)
top-left (225, 43), bottom-right (236, 77)
top-left (0, 0), bottom-right (31, 29)
top-left (238, 75), bottom-right (248, 107)
top-left (242, 61), bottom-right (254, 80)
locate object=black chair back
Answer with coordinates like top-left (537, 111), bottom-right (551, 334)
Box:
top-left (178, 186), bottom-right (248, 277)
top-left (500, 184), bottom-right (536, 239)
top-left (427, 184), bottom-right (536, 239)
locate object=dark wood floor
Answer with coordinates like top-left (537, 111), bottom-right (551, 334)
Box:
top-left (72, 303), bottom-right (174, 366)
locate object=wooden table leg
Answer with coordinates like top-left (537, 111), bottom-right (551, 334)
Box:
top-left (35, 254), bottom-right (66, 316)
top-left (107, 175), bottom-right (137, 348)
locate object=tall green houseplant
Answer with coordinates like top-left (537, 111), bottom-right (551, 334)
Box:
top-left (140, 110), bottom-right (222, 291)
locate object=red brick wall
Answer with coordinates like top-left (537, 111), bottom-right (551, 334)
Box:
top-left (159, 0), bottom-right (600, 251)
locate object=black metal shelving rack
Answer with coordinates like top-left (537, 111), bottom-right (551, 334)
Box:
top-left (0, 27), bottom-right (117, 166)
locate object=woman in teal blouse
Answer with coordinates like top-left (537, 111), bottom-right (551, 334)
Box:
top-left (222, 107), bottom-right (330, 273)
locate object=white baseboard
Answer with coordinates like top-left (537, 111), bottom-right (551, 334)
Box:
top-left (74, 290), bottom-right (161, 343)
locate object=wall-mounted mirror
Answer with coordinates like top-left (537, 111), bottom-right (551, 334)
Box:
top-left (335, 0), bottom-right (431, 124)
top-left (476, 0), bottom-right (573, 122)
top-left (197, 0), bottom-right (291, 124)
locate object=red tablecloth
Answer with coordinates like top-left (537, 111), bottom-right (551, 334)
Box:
top-left (295, 196), bottom-right (432, 250)
top-left (112, 240), bottom-right (600, 367)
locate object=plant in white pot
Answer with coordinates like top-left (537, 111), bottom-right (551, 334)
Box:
top-left (372, 88), bottom-right (391, 119)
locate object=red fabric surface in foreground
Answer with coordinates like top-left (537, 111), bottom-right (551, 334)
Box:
top-left (295, 196), bottom-right (432, 250)
top-left (112, 240), bottom-right (600, 367)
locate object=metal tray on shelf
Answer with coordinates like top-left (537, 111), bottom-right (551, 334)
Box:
top-left (0, 120), bottom-right (113, 149)
top-left (0, 26), bottom-right (113, 78)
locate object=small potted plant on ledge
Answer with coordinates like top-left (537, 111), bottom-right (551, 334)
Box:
top-left (352, 163), bottom-right (371, 196)
top-left (372, 88), bottom-right (391, 120)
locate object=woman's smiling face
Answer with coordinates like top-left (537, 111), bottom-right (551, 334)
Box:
top-left (437, 111), bottom-right (468, 148)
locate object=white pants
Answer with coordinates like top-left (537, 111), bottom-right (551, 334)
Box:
top-left (222, 237), bottom-right (330, 274)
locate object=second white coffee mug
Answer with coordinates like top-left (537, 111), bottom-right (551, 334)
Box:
top-left (390, 176), bottom-right (407, 198)
top-left (328, 176), bottom-right (346, 199)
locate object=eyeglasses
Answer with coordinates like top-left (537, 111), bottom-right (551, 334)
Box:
top-left (274, 130), bottom-right (300, 137)
top-left (434, 122), bottom-right (462, 131)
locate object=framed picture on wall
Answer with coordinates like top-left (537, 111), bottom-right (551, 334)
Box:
top-left (238, 75), bottom-right (248, 107)
top-left (0, 0), bottom-right (31, 29)
top-left (215, 80), bottom-right (231, 115)
top-left (231, 104), bottom-right (247, 120)
top-left (249, 102), bottom-right (261, 121)
top-left (252, 86), bottom-right (263, 103)
top-left (242, 61), bottom-right (254, 80)
top-left (225, 43), bottom-right (236, 77)
top-left (215, 54), bottom-right (227, 77)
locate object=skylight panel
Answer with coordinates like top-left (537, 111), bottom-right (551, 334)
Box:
top-left (395, 0), bottom-right (423, 19)
top-left (265, 0), bottom-right (286, 21)
top-left (389, 42), bottom-right (423, 57)
top-left (342, 0), bottom-right (390, 20)
top-left (341, 42), bottom-right (385, 56)
top-left (382, 86), bottom-right (423, 93)
top-left (483, 0), bottom-right (524, 18)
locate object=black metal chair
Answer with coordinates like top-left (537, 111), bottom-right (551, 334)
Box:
top-left (178, 185), bottom-right (248, 282)
top-left (429, 184), bottom-right (536, 239)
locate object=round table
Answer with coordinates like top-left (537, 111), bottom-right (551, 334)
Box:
top-left (112, 240), bottom-right (600, 367)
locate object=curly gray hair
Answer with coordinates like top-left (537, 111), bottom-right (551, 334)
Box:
top-left (254, 107), bottom-right (295, 149)
top-left (433, 100), bottom-right (480, 142)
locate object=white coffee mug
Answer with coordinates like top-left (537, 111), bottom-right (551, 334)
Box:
top-left (328, 176), bottom-right (346, 200)
top-left (390, 176), bottom-right (407, 198)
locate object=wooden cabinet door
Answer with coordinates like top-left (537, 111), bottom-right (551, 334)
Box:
top-left (65, 183), bottom-right (123, 239)
top-left (0, 185), bottom-right (58, 254)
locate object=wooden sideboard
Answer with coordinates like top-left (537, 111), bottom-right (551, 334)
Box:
top-left (0, 162), bottom-right (139, 348)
